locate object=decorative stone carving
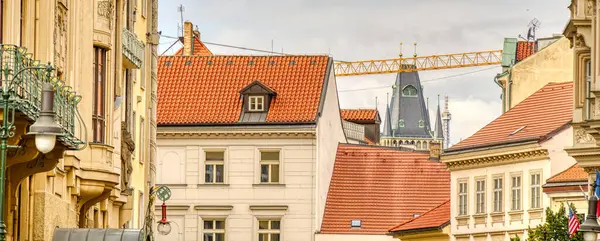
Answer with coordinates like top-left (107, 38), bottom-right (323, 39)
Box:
top-left (121, 122), bottom-right (135, 194)
top-left (575, 129), bottom-right (595, 144)
top-left (97, 0), bottom-right (115, 29)
top-left (54, 3), bottom-right (68, 76)
top-left (569, 1), bottom-right (577, 17)
top-left (587, 0), bottom-right (596, 16)
top-left (575, 33), bottom-right (587, 48)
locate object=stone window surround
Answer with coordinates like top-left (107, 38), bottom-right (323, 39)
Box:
top-left (457, 177), bottom-right (469, 217)
top-left (201, 148), bottom-right (229, 185)
top-left (492, 173), bottom-right (504, 214)
top-left (475, 176), bottom-right (486, 214)
top-left (574, 49), bottom-right (591, 108)
top-left (255, 148), bottom-right (284, 185)
top-left (510, 171), bottom-right (523, 212)
top-left (529, 169), bottom-right (543, 210)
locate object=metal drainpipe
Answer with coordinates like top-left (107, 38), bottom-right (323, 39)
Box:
top-left (506, 68), bottom-right (513, 110)
top-left (493, 74), bottom-right (504, 113)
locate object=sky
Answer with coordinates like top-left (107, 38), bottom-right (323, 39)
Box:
top-left (157, 0), bottom-right (570, 146)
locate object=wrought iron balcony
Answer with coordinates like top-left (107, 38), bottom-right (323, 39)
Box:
top-left (122, 29), bottom-right (145, 69)
top-left (0, 44), bottom-right (83, 149)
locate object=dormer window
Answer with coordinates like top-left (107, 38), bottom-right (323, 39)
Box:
top-left (402, 85), bottom-right (418, 97)
top-left (239, 80), bottom-right (277, 122)
top-left (418, 120), bottom-right (424, 128)
top-left (249, 96), bottom-right (264, 112)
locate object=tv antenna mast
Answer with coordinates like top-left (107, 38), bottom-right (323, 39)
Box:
top-left (518, 18), bottom-right (541, 42)
top-left (177, 4), bottom-right (185, 37)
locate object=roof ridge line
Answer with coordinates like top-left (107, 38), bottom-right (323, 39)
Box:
top-left (389, 199), bottom-right (450, 231)
top-left (547, 163), bottom-right (581, 183)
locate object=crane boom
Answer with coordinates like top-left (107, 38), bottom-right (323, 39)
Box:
top-left (334, 50), bottom-right (503, 77)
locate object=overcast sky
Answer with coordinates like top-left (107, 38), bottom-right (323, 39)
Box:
top-left (158, 0), bottom-right (570, 146)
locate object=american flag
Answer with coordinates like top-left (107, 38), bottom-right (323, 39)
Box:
top-left (568, 202), bottom-right (580, 238)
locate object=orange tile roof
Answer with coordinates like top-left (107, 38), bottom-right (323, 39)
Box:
top-left (451, 82), bottom-right (572, 149)
top-left (341, 109), bottom-right (378, 123)
top-left (173, 37), bottom-right (214, 56)
top-left (157, 56), bottom-right (331, 125)
top-left (547, 164), bottom-right (588, 183)
top-left (321, 144), bottom-right (450, 234)
top-left (516, 41), bottom-right (536, 62)
top-left (389, 200), bottom-right (450, 233)
top-left (364, 137), bottom-right (375, 145)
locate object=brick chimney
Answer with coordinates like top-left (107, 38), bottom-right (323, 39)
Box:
top-left (429, 142), bottom-right (441, 161)
top-left (183, 21), bottom-right (193, 56)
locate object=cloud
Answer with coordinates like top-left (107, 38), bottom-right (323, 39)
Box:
top-left (158, 0), bottom-right (569, 144)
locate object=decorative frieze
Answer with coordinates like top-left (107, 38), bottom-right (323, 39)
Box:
top-left (97, 0), bottom-right (115, 29)
top-left (157, 131), bottom-right (316, 139)
top-left (444, 149), bottom-right (549, 171)
top-left (575, 128), bottom-right (595, 144)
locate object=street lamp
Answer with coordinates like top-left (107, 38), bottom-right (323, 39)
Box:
top-left (0, 61), bottom-right (62, 241)
top-left (581, 186), bottom-right (600, 241)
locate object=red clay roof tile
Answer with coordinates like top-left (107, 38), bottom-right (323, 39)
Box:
top-left (547, 164), bottom-right (587, 183)
top-left (516, 41), bottom-right (536, 62)
top-left (389, 200), bottom-right (450, 233)
top-left (364, 137), bottom-right (375, 145)
top-left (158, 55), bottom-right (331, 125)
top-left (451, 82), bottom-right (572, 149)
top-left (341, 109), bottom-right (378, 123)
top-left (174, 37), bottom-right (214, 56)
top-left (321, 144), bottom-right (450, 234)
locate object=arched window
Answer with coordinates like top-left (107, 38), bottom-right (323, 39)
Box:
top-left (402, 85), bottom-right (418, 97)
top-left (416, 142), bottom-right (422, 149)
top-left (399, 119), bottom-right (405, 128)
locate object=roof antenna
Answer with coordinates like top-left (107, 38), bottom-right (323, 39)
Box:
top-left (426, 97), bottom-right (429, 111)
top-left (271, 40), bottom-right (274, 55)
top-left (375, 96), bottom-right (378, 109)
top-left (177, 4), bottom-right (185, 37)
top-left (413, 42), bottom-right (418, 57)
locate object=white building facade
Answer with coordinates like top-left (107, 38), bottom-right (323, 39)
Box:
top-left (155, 53), bottom-right (346, 241)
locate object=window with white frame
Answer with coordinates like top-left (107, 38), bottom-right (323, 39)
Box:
top-left (258, 219), bottom-right (280, 241)
top-left (458, 181), bottom-right (468, 216)
top-left (249, 96), bottom-right (265, 111)
top-left (511, 175), bottom-right (522, 211)
top-left (476, 179), bottom-right (485, 214)
top-left (530, 173), bottom-right (541, 209)
top-left (493, 177), bottom-right (503, 212)
top-left (260, 151), bottom-right (280, 183)
top-left (205, 151), bottom-right (224, 183)
top-left (203, 219), bottom-right (225, 241)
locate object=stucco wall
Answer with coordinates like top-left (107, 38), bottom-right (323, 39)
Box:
top-left (156, 136), bottom-right (318, 241)
top-left (501, 37), bottom-right (573, 111)
top-left (542, 127), bottom-right (576, 176)
top-left (316, 66), bottom-right (348, 231)
top-left (316, 234), bottom-right (396, 241)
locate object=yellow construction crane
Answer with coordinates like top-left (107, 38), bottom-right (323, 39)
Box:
top-left (334, 47), bottom-right (503, 77)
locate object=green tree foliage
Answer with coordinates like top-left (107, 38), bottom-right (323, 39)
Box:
top-left (527, 202), bottom-right (584, 241)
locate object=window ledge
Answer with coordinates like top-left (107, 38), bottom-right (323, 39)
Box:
top-left (508, 210), bottom-right (524, 215)
top-left (253, 183), bottom-right (286, 188)
top-left (528, 208), bottom-right (543, 213)
top-left (455, 215), bottom-right (469, 220)
top-left (197, 184), bottom-right (230, 187)
top-left (490, 212), bottom-right (505, 217)
top-left (472, 213), bottom-right (487, 218)
top-left (157, 183), bottom-right (187, 187)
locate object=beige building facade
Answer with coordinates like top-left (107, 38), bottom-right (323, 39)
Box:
top-left (497, 36), bottom-right (573, 112)
top-left (0, 0), bottom-right (159, 240)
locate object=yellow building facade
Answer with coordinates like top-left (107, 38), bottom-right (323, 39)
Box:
top-left (496, 37), bottom-right (574, 112)
top-left (563, 0), bottom-right (600, 196)
top-left (0, 0), bottom-right (159, 240)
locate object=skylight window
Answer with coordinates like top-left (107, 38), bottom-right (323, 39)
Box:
top-left (227, 60), bottom-right (233, 65)
top-left (350, 220), bottom-right (361, 228)
top-left (248, 60), bottom-right (255, 66)
top-left (185, 61), bottom-right (192, 66)
top-left (310, 60), bottom-right (317, 65)
top-left (509, 126), bottom-right (527, 136)
top-left (207, 60), bottom-right (213, 66)
top-left (269, 61), bottom-right (276, 66)
top-left (164, 61), bottom-right (171, 66)
top-left (289, 60), bottom-right (296, 66)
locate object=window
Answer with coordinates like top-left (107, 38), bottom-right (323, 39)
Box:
top-left (132, 110), bottom-right (136, 158)
top-left (93, 47), bottom-right (107, 143)
top-left (260, 151), bottom-right (280, 183)
top-left (476, 179), bottom-right (485, 214)
top-left (402, 85), bottom-right (418, 97)
top-left (493, 177), bottom-right (503, 212)
top-left (458, 181), bottom-right (467, 216)
top-left (139, 117), bottom-right (145, 163)
top-left (511, 175), bottom-right (522, 211)
top-left (258, 219), bottom-right (280, 241)
top-left (418, 120), bottom-right (424, 128)
top-left (249, 96), bottom-right (265, 111)
top-left (398, 119), bottom-right (405, 128)
top-left (585, 60), bottom-right (592, 119)
top-left (530, 173), bottom-right (541, 209)
top-left (205, 151), bottom-right (224, 184)
top-left (138, 191), bottom-right (144, 228)
top-left (203, 219), bottom-right (225, 241)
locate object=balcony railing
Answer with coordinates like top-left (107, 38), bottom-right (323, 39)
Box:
top-left (342, 120), bottom-right (365, 142)
top-left (0, 44), bottom-right (83, 149)
top-left (122, 29), bottom-right (145, 69)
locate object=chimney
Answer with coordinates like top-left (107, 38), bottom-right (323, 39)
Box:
top-left (429, 141), bottom-right (441, 161)
top-left (183, 21), bottom-right (193, 56)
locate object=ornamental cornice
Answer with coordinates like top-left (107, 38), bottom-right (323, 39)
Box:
top-left (443, 149), bottom-right (549, 171)
top-left (157, 131), bottom-right (316, 139)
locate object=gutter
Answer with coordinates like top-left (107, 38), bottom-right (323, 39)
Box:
top-left (494, 72), bottom-right (506, 113)
top-left (388, 221), bottom-right (450, 236)
top-left (443, 137), bottom-right (541, 155)
top-left (543, 181), bottom-right (588, 188)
